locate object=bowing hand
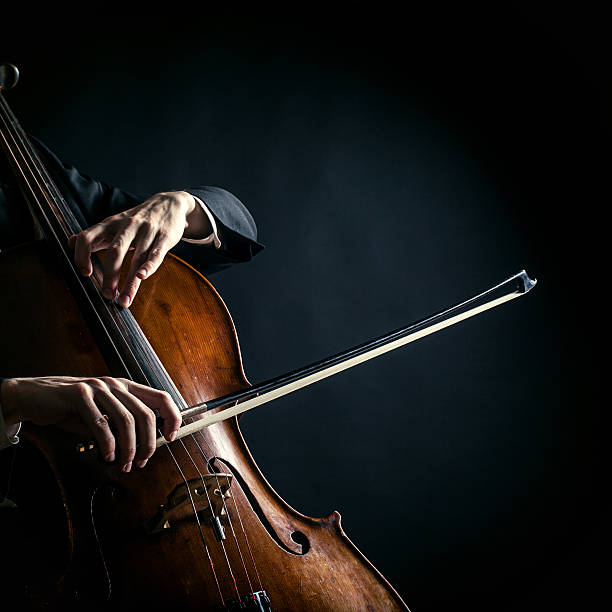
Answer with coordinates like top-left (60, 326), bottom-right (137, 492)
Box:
top-left (0, 376), bottom-right (182, 472)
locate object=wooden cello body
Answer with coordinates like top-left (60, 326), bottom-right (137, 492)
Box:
top-left (0, 239), bottom-right (409, 611)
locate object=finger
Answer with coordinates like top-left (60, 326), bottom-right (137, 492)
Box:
top-left (117, 276), bottom-right (141, 308)
top-left (75, 388), bottom-right (116, 462)
top-left (118, 224), bottom-right (157, 307)
top-left (134, 232), bottom-right (173, 282)
top-left (94, 388), bottom-right (137, 472)
top-left (102, 220), bottom-right (139, 300)
top-left (70, 226), bottom-right (108, 276)
top-left (122, 379), bottom-right (182, 441)
top-left (110, 386), bottom-right (158, 468)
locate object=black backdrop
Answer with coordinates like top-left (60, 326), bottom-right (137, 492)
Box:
top-left (2, 7), bottom-right (608, 611)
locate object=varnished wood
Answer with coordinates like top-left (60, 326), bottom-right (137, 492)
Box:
top-left (0, 240), bottom-right (409, 611)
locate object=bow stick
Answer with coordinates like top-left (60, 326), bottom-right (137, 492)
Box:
top-left (157, 270), bottom-right (536, 447)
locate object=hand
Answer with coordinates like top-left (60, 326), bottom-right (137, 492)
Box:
top-left (0, 376), bottom-right (182, 472)
top-left (68, 191), bottom-right (211, 307)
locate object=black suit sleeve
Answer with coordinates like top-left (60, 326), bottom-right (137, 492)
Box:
top-left (30, 137), bottom-right (264, 275)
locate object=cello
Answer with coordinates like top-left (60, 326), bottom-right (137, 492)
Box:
top-left (0, 63), bottom-right (535, 610)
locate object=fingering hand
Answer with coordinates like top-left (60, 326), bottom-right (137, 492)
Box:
top-left (68, 191), bottom-right (210, 307)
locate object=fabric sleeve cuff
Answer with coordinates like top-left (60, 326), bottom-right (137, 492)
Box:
top-left (181, 195), bottom-right (222, 249)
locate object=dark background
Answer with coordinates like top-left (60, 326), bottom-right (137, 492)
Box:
top-left (2, 7), bottom-right (608, 611)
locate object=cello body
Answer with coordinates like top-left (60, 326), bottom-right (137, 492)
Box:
top-left (0, 240), bottom-right (409, 611)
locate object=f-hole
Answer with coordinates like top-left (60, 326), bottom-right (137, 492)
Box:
top-left (209, 455), bottom-right (311, 556)
top-left (290, 531), bottom-right (310, 554)
top-left (207, 457), bottom-right (221, 473)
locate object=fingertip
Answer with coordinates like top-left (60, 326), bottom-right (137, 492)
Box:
top-left (137, 268), bottom-right (148, 279)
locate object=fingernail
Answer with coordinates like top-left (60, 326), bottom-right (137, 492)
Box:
top-left (118, 294), bottom-right (131, 307)
top-left (105, 451), bottom-right (115, 462)
top-left (137, 268), bottom-right (148, 278)
top-left (134, 459), bottom-right (147, 469)
top-left (80, 267), bottom-right (90, 276)
top-left (168, 430), bottom-right (178, 442)
top-left (122, 461), bottom-right (132, 473)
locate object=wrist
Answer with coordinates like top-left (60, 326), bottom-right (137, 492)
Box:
top-left (173, 190), bottom-right (197, 216)
top-left (182, 192), bottom-right (214, 240)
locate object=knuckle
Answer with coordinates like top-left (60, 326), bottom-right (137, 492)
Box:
top-left (124, 446), bottom-right (137, 459)
top-left (87, 379), bottom-right (106, 391)
top-left (93, 415), bottom-right (110, 429)
top-left (142, 409), bottom-right (157, 426)
top-left (125, 277), bottom-right (140, 291)
top-left (73, 382), bottom-right (90, 398)
top-left (158, 390), bottom-right (175, 407)
top-left (118, 412), bottom-right (135, 428)
top-left (158, 390), bottom-right (172, 402)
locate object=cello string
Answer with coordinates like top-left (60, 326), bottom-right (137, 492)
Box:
top-left (1, 97), bottom-right (211, 422)
top-left (177, 436), bottom-right (242, 600)
top-left (192, 429), bottom-right (264, 593)
top-left (0, 115), bottom-right (240, 601)
top-left (159, 429), bottom-right (227, 606)
top-left (1, 94), bottom-right (256, 599)
top-left (0, 95), bottom-right (80, 233)
top-left (0, 98), bottom-right (140, 378)
top-left (0, 96), bottom-right (234, 602)
top-left (184, 421), bottom-right (259, 596)
top-left (0, 98), bottom-right (178, 422)
top-left (3, 101), bottom-right (254, 606)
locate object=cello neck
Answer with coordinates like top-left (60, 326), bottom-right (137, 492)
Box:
top-left (0, 88), bottom-right (82, 243)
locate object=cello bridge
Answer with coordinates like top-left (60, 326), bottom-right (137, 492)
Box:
top-left (147, 474), bottom-right (233, 534)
